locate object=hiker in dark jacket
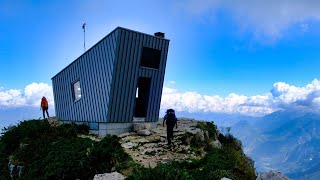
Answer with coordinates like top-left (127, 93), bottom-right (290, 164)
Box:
top-left (40, 96), bottom-right (49, 119)
top-left (163, 109), bottom-right (178, 145)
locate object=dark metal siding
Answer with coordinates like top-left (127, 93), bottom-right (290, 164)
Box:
top-left (52, 30), bottom-right (119, 122)
top-left (52, 27), bottom-right (169, 123)
top-left (107, 29), bottom-right (169, 123)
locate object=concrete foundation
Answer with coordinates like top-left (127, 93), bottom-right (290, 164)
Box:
top-left (61, 120), bottom-right (157, 137)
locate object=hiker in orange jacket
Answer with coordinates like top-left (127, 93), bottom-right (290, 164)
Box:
top-left (40, 96), bottom-right (50, 119)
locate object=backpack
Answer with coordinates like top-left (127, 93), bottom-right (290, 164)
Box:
top-left (41, 97), bottom-right (48, 109)
top-left (165, 109), bottom-right (177, 126)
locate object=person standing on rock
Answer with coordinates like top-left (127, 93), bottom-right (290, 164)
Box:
top-left (163, 109), bottom-right (178, 145)
top-left (40, 96), bottom-right (50, 119)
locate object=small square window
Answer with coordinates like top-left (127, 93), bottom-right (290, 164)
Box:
top-left (140, 47), bottom-right (161, 69)
top-left (73, 81), bottom-right (81, 101)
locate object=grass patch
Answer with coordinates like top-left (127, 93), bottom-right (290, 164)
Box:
top-left (0, 119), bottom-right (134, 179)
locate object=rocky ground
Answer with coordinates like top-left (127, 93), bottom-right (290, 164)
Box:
top-left (118, 118), bottom-right (221, 168)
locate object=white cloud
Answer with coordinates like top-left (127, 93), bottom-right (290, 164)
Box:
top-left (161, 87), bottom-right (275, 116)
top-left (161, 79), bottom-right (320, 116)
top-left (179, 0), bottom-right (320, 40)
top-left (0, 83), bottom-right (54, 108)
top-left (3, 80), bottom-right (320, 117)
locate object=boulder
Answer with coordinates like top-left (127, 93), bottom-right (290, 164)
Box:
top-left (133, 123), bottom-right (152, 131)
top-left (121, 142), bottom-right (137, 149)
top-left (211, 140), bottom-right (222, 149)
top-left (137, 129), bottom-right (151, 136)
top-left (133, 123), bottom-right (145, 131)
top-left (93, 172), bottom-right (126, 180)
top-left (196, 131), bottom-right (205, 142)
top-left (221, 178), bottom-right (232, 180)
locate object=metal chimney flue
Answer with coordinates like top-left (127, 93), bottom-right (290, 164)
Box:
top-left (154, 32), bottom-right (165, 38)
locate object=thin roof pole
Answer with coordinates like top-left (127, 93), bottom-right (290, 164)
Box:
top-left (82, 23), bottom-right (86, 52)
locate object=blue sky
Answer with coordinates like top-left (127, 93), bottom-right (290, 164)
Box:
top-left (1, 0), bottom-right (320, 122)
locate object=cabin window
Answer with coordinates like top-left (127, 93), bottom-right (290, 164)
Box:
top-left (73, 80), bottom-right (81, 101)
top-left (140, 47), bottom-right (161, 69)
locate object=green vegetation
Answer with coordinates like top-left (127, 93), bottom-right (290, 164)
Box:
top-left (0, 120), bottom-right (256, 180)
top-left (0, 119), bottom-right (133, 179)
top-left (128, 146), bottom-right (255, 180)
top-left (129, 122), bottom-right (256, 180)
top-left (196, 121), bottom-right (218, 139)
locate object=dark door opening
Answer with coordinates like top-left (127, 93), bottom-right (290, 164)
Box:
top-left (134, 77), bottom-right (151, 117)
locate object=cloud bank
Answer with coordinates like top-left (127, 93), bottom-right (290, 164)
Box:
top-left (180, 0), bottom-right (320, 40)
top-left (0, 83), bottom-right (54, 108)
top-left (1, 80), bottom-right (320, 117)
top-left (161, 79), bottom-right (320, 116)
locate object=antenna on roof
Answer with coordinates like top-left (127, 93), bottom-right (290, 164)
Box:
top-left (82, 23), bottom-right (86, 52)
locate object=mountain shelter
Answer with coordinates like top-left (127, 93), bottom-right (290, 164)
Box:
top-left (51, 27), bottom-right (170, 136)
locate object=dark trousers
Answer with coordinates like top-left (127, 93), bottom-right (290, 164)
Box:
top-left (167, 125), bottom-right (174, 145)
top-left (42, 108), bottom-right (49, 119)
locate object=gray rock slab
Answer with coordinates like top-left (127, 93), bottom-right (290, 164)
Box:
top-left (93, 172), bottom-right (126, 180)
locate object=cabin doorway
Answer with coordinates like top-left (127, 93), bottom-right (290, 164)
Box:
top-left (134, 77), bottom-right (151, 118)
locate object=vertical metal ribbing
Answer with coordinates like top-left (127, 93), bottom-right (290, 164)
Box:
top-left (72, 61), bottom-right (78, 120)
top-left (51, 78), bottom-right (57, 118)
top-left (103, 36), bottom-right (111, 122)
top-left (127, 33), bottom-right (141, 121)
top-left (111, 29), bottom-right (123, 122)
top-left (68, 63), bottom-right (73, 121)
top-left (79, 56), bottom-right (87, 122)
top-left (109, 29), bottom-right (124, 123)
top-left (157, 40), bottom-right (170, 120)
top-left (121, 30), bottom-right (131, 123)
top-left (106, 31), bottom-right (118, 123)
top-left (125, 32), bottom-right (137, 123)
top-left (104, 33), bottom-right (115, 122)
top-left (77, 56), bottom-right (87, 121)
top-left (114, 30), bottom-right (129, 123)
top-left (84, 52), bottom-right (93, 122)
top-left (93, 44), bottom-right (104, 122)
top-left (104, 37), bottom-right (113, 122)
top-left (77, 57), bottom-right (84, 122)
top-left (89, 48), bottom-right (99, 122)
top-left (109, 31), bottom-right (119, 122)
top-left (58, 75), bottom-right (63, 119)
top-left (98, 38), bottom-right (108, 122)
top-left (83, 54), bottom-right (91, 122)
top-left (72, 61), bottom-right (79, 121)
top-left (61, 70), bottom-right (67, 120)
top-left (148, 37), bottom-right (158, 122)
top-left (59, 71), bottom-right (64, 120)
top-left (53, 77), bottom-right (59, 119)
top-left (152, 38), bottom-right (163, 122)
top-left (120, 31), bottom-right (133, 123)
top-left (150, 37), bottom-right (158, 122)
top-left (144, 36), bottom-right (152, 122)
top-left (69, 62), bottom-right (75, 121)
top-left (52, 28), bottom-right (169, 124)
top-left (90, 47), bottom-right (98, 122)
top-left (99, 37), bottom-right (111, 123)
top-left (82, 53), bottom-right (89, 122)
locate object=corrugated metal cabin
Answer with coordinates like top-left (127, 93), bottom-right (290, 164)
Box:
top-left (51, 27), bottom-right (170, 136)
